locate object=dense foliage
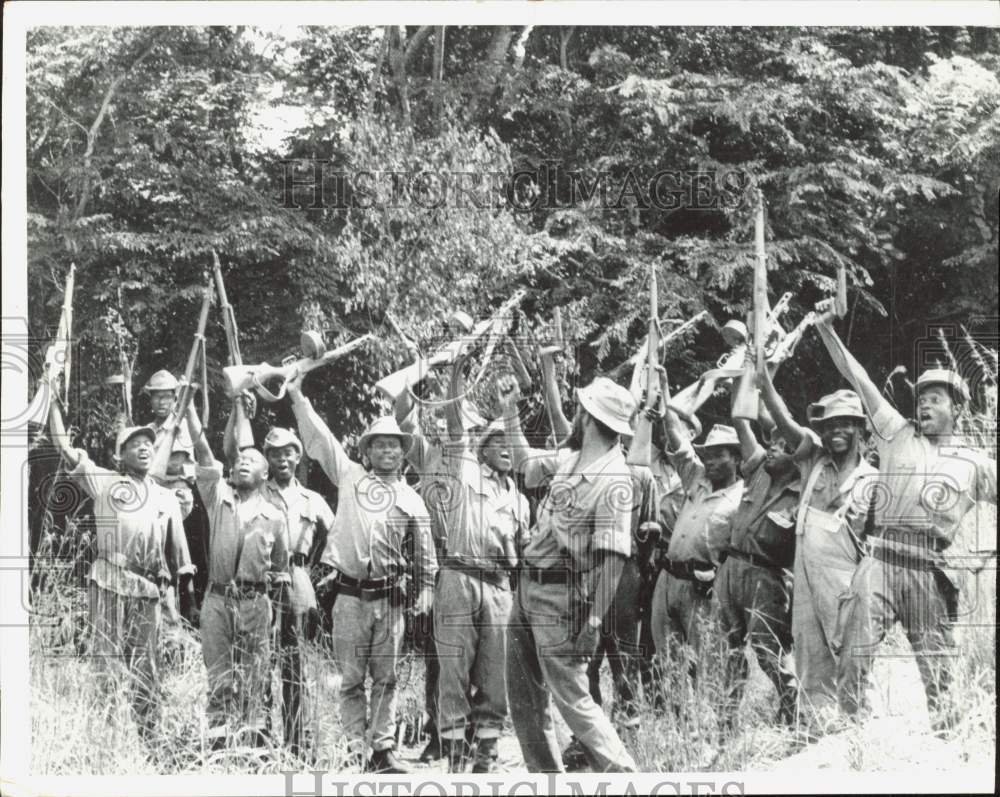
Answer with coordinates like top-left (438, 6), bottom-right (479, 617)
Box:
top-left (26, 26), bottom-right (1000, 451)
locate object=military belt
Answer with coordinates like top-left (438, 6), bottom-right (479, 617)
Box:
top-left (209, 580), bottom-right (266, 600)
top-left (335, 572), bottom-right (398, 601)
top-left (522, 566), bottom-right (574, 586)
top-left (661, 558), bottom-right (715, 582)
top-left (723, 547), bottom-right (786, 576)
top-left (441, 558), bottom-right (510, 589)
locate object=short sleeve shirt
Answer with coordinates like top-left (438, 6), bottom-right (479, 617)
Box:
top-left (728, 449), bottom-right (800, 570)
top-left (195, 461), bottom-right (290, 585)
top-left (520, 444), bottom-right (633, 572)
top-left (263, 478), bottom-right (335, 558)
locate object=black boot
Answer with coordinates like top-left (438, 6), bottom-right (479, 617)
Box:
top-left (561, 735), bottom-right (589, 772)
top-left (441, 737), bottom-right (473, 774)
top-left (419, 732), bottom-right (442, 762)
top-left (472, 737), bottom-right (499, 774)
top-left (366, 748), bottom-right (411, 774)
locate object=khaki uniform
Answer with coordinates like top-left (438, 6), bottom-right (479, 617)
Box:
top-left (715, 448), bottom-right (799, 726)
top-left (293, 398), bottom-right (437, 756)
top-left (507, 445), bottom-right (637, 773)
top-left (836, 404), bottom-right (996, 728)
top-left (435, 446), bottom-right (529, 743)
top-left (262, 478), bottom-right (334, 753)
top-left (791, 430), bottom-right (876, 729)
top-left (195, 461), bottom-right (290, 743)
top-left (67, 450), bottom-right (193, 740)
top-left (649, 438), bottom-right (742, 678)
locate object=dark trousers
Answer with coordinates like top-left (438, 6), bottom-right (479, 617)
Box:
top-left (265, 605), bottom-right (305, 754)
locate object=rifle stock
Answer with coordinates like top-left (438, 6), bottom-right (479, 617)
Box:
top-left (225, 333), bottom-right (375, 402)
top-left (733, 189), bottom-right (767, 420)
top-left (627, 264), bottom-right (659, 467)
top-left (150, 278), bottom-right (213, 480)
top-left (27, 264), bottom-right (76, 426)
top-left (211, 250), bottom-right (255, 458)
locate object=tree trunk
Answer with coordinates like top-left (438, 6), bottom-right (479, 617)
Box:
top-left (432, 26), bottom-right (446, 122)
top-left (559, 27), bottom-right (575, 71)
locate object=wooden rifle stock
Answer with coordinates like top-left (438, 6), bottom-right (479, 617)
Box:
top-left (211, 250), bottom-right (255, 459)
top-left (224, 333), bottom-right (375, 402)
top-left (150, 277), bottom-right (213, 480)
top-left (733, 189), bottom-right (767, 420)
top-left (627, 264), bottom-right (660, 467)
top-left (27, 264), bottom-right (76, 426)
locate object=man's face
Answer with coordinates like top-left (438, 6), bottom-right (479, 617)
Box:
top-left (917, 385), bottom-right (958, 437)
top-left (121, 434), bottom-right (154, 475)
top-left (763, 435), bottom-right (795, 478)
top-left (368, 435), bottom-right (404, 473)
top-left (702, 446), bottom-right (739, 485)
top-left (818, 416), bottom-right (862, 456)
top-left (266, 444), bottom-right (301, 483)
top-left (166, 451), bottom-right (191, 477)
top-left (434, 418), bottom-right (449, 444)
top-left (149, 389), bottom-right (176, 421)
top-left (480, 432), bottom-right (512, 474)
top-left (232, 449), bottom-right (268, 489)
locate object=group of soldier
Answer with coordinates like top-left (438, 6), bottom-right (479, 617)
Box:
top-left (42, 292), bottom-right (996, 774)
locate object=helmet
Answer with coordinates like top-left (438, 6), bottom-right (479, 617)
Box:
top-left (142, 370), bottom-right (179, 393)
top-left (915, 368), bottom-right (970, 404)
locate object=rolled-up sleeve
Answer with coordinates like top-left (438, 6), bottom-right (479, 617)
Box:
top-left (522, 448), bottom-right (563, 491)
top-left (669, 438), bottom-right (705, 494)
top-left (67, 449), bottom-right (112, 502)
top-left (592, 476), bottom-right (633, 559)
top-left (194, 460), bottom-right (225, 513)
top-left (292, 397), bottom-right (353, 487)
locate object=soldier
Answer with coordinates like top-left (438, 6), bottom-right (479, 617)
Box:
top-left (810, 307), bottom-right (997, 733)
top-left (287, 371), bottom-right (437, 774)
top-left (499, 373), bottom-right (639, 773)
top-left (183, 404), bottom-right (291, 750)
top-left (758, 365), bottom-right (876, 735)
top-left (433, 350), bottom-right (530, 773)
top-left (48, 399), bottom-right (194, 745)
top-left (648, 412), bottom-right (743, 707)
top-left (261, 426), bottom-right (335, 757)
top-left (715, 418), bottom-right (800, 731)
top-left (142, 369), bottom-right (195, 457)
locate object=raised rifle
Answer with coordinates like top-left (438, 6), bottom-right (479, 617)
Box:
top-left (212, 251), bottom-right (255, 461)
top-left (375, 290), bottom-right (526, 402)
top-left (627, 263), bottom-right (661, 467)
top-left (223, 333), bottom-right (375, 402)
top-left (613, 310), bottom-right (710, 383)
top-left (149, 275), bottom-right (213, 481)
top-left (27, 264), bottom-right (76, 426)
top-left (732, 188), bottom-right (768, 421)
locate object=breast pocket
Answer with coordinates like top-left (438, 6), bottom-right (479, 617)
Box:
top-left (250, 522), bottom-right (275, 566)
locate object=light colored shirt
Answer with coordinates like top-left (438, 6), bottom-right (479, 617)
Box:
top-left (665, 438), bottom-right (743, 566)
top-left (69, 450), bottom-right (193, 599)
top-left (195, 461), bottom-right (290, 585)
top-left (519, 444), bottom-right (633, 572)
top-left (293, 397), bottom-right (438, 589)
top-left (152, 418), bottom-right (194, 458)
top-left (868, 403), bottom-right (997, 561)
top-left (440, 445), bottom-right (530, 567)
top-left (795, 430), bottom-right (878, 536)
top-left (263, 478), bottom-right (335, 559)
top-left (649, 447), bottom-right (684, 532)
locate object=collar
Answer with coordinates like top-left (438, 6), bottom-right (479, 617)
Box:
top-left (561, 445), bottom-right (625, 486)
top-left (821, 452), bottom-right (875, 495)
top-left (223, 488), bottom-right (282, 520)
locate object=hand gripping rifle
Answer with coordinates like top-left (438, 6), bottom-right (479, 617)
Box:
top-left (212, 251), bottom-right (255, 461)
top-left (27, 264), bottom-right (76, 426)
top-left (149, 275), bottom-right (213, 481)
top-left (626, 264), bottom-right (663, 466)
top-left (732, 188), bottom-right (769, 421)
top-left (223, 333), bottom-right (375, 402)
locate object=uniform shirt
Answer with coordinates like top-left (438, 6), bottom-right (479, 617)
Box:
top-left (665, 438), bottom-right (744, 567)
top-left (439, 444), bottom-right (530, 568)
top-left (159, 475), bottom-right (194, 520)
top-left (407, 431), bottom-right (462, 559)
top-left (795, 430), bottom-right (877, 537)
top-left (68, 450), bottom-right (193, 599)
top-left (728, 448), bottom-right (800, 570)
top-left (649, 447), bottom-right (684, 532)
top-left (151, 418), bottom-right (195, 459)
top-left (263, 478), bottom-right (335, 561)
top-left (868, 402), bottom-right (997, 562)
top-left (629, 464), bottom-right (661, 553)
top-left (195, 461), bottom-right (290, 586)
top-left (293, 398), bottom-right (438, 590)
top-left (520, 444), bottom-right (633, 572)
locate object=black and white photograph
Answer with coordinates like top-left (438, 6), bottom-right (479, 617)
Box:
top-left (2, 3), bottom-right (997, 794)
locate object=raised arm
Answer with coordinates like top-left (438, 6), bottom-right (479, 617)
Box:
top-left (48, 399), bottom-right (81, 468)
top-left (287, 372), bottom-right (351, 487)
top-left (733, 417), bottom-right (764, 463)
top-left (539, 351), bottom-right (572, 442)
top-left (813, 300), bottom-right (902, 436)
top-left (496, 373), bottom-right (533, 475)
top-left (185, 402), bottom-right (214, 468)
top-left (756, 363), bottom-right (806, 449)
top-left (444, 354), bottom-right (467, 441)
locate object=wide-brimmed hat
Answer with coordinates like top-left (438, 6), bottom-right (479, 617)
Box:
top-left (577, 377), bottom-right (637, 437)
top-left (807, 389), bottom-right (865, 426)
top-left (915, 368), bottom-right (970, 403)
top-left (693, 423), bottom-right (741, 454)
top-left (476, 420), bottom-right (508, 455)
top-left (142, 369), bottom-right (179, 393)
top-left (358, 416), bottom-right (413, 452)
top-left (116, 425), bottom-right (157, 456)
top-left (263, 427), bottom-right (302, 454)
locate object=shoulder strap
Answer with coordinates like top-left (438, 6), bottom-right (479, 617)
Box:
top-left (796, 456), bottom-right (828, 532)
